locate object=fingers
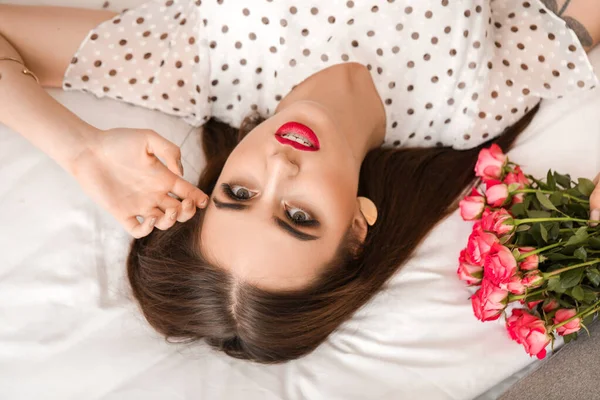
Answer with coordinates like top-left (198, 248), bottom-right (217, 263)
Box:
top-left (170, 177), bottom-right (209, 209)
top-left (126, 215), bottom-right (157, 239)
top-left (157, 195), bottom-right (182, 212)
top-left (157, 195), bottom-right (198, 223)
top-left (177, 198), bottom-right (197, 222)
top-left (590, 173), bottom-right (600, 227)
top-left (154, 208), bottom-right (178, 231)
top-left (146, 130), bottom-right (184, 177)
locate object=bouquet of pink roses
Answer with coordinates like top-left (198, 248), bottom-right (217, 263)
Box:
top-left (458, 144), bottom-right (600, 359)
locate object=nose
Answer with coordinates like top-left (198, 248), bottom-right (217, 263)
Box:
top-left (262, 151), bottom-right (299, 199)
top-left (267, 151), bottom-right (299, 179)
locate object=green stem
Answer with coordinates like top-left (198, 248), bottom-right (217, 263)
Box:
top-left (543, 259), bottom-right (600, 278)
top-left (551, 300), bottom-right (600, 330)
top-left (514, 217), bottom-right (593, 225)
top-left (517, 243), bottom-right (563, 260)
top-left (513, 189), bottom-right (589, 204)
top-left (508, 288), bottom-right (546, 302)
top-left (558, 228), bottom-right (598, 233)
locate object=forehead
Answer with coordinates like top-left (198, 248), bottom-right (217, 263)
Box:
top-left (200, 201), bottom-right (339, 291)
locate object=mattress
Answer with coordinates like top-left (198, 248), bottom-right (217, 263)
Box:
top-left (1, 1), bottom-right (600, 399)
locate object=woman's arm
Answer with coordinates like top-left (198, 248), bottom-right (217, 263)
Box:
top-left (0, 5), bottom-right (108, 171)
top-left (0, 4), bottom-right (116, 87)
top-left (542, 0), bottom-right (600, 51)
top-left (0, 5), bottom-right (208, 237)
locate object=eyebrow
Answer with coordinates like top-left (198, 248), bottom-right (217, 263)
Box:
top-left (213, 198), bottom-right (319, 242)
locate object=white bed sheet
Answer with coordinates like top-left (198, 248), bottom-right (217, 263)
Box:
top-left (1, 1), bottom-right (600, 398)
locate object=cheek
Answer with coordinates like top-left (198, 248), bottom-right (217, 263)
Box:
top-left (219, 136), bottom-right (263, 178)
top-left (304, 169), bottom-right (357, 223)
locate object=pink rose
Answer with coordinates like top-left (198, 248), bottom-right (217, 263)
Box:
top-left (504, 166), bottom-right (530, 188)
top-left (505, 275), bottom-right (526, 295)
top-left (484, 243), bottom-right (518, 286)
top-left (475, 144), bottom-right (507, 181)
top-left (481, 208), bottom-right (514, 236)
top-left (526, 300), bottom-right (543, 309)
top-left (512, 193), bottom-right (525, 204)
top-left (522, 270), bottom-right (544, 289)
top-left (460, 195), bottom-right (486, 221)
top-left (506, 309), bottom-right (551, 359)
top-left (553, 309), bottom-right (581, 336)
top-left (504, 166), bottom-right (529, 205)
top-left (518, 247), bottom-right (539, 271)
top-left (542, 299), bottom-right (559, 313)
top-left (457, 249), bottom-right (483, 285)
top-left (466, 231), bottom-right (500, 265)
top-left (485, 181), bottom-right (510, 207)
top-left (471, 279), bottom-right (508, 322)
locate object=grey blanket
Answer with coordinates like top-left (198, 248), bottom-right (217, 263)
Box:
top-left (500, 320), bottom-right (600, 400)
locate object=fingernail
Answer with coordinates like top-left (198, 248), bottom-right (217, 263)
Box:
top-left (200, 197), bottom-right (208, 208)
top-left (170, 211), bottom-right (177, 220)
top-left (177, 160), bottom-right (184, 176)
top-left (148, 217), bottom-right (157, 227)
top-left (591, 209), bottom-right (600, 227)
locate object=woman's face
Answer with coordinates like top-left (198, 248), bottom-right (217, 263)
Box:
top-left (200, 101), bottom-right (366, 291)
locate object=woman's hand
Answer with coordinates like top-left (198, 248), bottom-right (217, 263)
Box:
top-left (71, 127), bottom-right (208, 238)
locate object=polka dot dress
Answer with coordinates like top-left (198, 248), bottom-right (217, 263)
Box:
top-left (63, 0), bottom-right (598, 150)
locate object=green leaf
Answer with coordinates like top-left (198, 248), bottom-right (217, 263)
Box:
top-left (529, 224), bottom-right (546, 247)
top-left (565, 227), bottom-right (589, 247)
top-left (577, 178), bottom-right (595, 197)
top-left (561, 269), bottom-right (584, 289)
top-left (586, 268), bottom-right (600, 286)
top-left (512, 248), bottom-right (521, 260)
top-left (589, 237), bottom-right (600, 250)
top-left (507, 183), bottom-right (521, 193)
top-left (549, 191), bottom-right (565, 207)
top-left (523, 195), bottom-right (532, 210)
top-left (547, 170), bottom-right (557, 191)
top-left (549, 223), bottom-right (560, 241)
top-left (583, 287), bottom-right (598, 303)
top-left (536, 191), bottom-right (558, 211)
top-left (583, 313), bottom-right (595, 327)
top-left (565, 203), bottom-right (589, 218)
top-left (527, 210), bottom-right (552, 219)
top-left (511, 202), bottom-right (527, 217)
top-left (554, 172), bottom-right (572, 189)
top-left (546, 253), bottom-right (574, 261)
top-left (563, 332), bottom-right (578, 344)
top-left (574, 247), bottom-right (588, 262)
top-left (547, 276), bottom-right (563, 293)
top-left (516, 224), bottom-right (531, 232)
top-left (558, 297), bottom-right (575, 308)
top-left (571, 285), bottom-right (585, 301)
top-left (540, 224), bottom-right (549, 243)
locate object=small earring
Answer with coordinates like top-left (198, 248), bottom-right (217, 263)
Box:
top-left (358, 197), bottom-right (378, 226)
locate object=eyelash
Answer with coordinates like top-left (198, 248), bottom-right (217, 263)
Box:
top-left (221, 183), bottom-right (318, 227)
top-left (222, 183), bottom-right (254, 201)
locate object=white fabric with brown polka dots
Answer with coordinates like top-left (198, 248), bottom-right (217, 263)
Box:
top-left (64, 0), bottom-right (598, 149)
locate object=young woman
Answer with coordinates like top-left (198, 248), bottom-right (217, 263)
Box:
top-left (1, 0), bottom-right (599, 363)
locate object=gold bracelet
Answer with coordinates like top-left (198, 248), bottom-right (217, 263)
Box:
top-left (0, 56), bottom-right (40, 84)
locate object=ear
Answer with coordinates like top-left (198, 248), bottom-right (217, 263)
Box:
top-left (351, 198), bottom-right (370, 245)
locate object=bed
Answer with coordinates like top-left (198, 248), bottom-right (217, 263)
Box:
top-left (1, 1), bottom-right (599, 398)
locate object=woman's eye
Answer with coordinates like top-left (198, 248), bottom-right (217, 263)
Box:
top-left (285, 205), bottom-right (314, 224)
top-left (223, 184), bottom-right (257, 200)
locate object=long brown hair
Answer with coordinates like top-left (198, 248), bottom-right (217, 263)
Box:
top-left (127, 106), bottom-right (539, 363)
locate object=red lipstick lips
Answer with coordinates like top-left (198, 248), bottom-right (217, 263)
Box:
top-left (274, 122), bottom-right (320, 152)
